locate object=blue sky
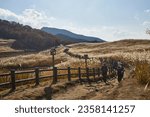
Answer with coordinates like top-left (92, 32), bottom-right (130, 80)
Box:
top-left (0, 0), bottom-right (150, 41)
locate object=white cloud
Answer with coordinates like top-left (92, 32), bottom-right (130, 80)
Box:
top-left (20, 9), bottom-right (56, 28)
top-left (0, 8), bottom-right (56, 28)
top-left (0, 8), bottom-right (19, 21)
top-left (144, 9), bottom-right (150, 13)
top-left (0, 8), bottom-right (109, 39)
top-left (113, 30), bottom-right (133, 38)
top-left (0, 8), bottom-right (149, 41)
top-left (143, 21), bottom-right (150, 26)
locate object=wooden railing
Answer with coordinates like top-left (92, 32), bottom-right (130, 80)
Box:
top-left (0, 67), bottom-right (101, 91)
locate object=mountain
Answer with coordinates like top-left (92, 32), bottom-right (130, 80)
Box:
top-left (0, 19), bottom-right (105, 51)
top-left (56, 34), bottom-right (87, 44)
top-left (0, 19), bottom-right (61, 51)
top-left (41, 27), bottom-right (105, 43)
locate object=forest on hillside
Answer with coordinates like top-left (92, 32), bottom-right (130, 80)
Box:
top-left (0, 19), bottom-right (60, 51)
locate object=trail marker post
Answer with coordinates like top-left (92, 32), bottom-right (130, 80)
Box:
top-left (50, 47), bottom-right (56, 68)
top-left (84, 54), bottom-right (88, 68)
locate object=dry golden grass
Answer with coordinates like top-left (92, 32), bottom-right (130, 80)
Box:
top-left (68, 40), bottom-right (150, 57)
top-left (134, 61), bottom-right (150, 84)
top-left (1, 39), bottom-right (150, 85)
top-left (0, 46), bottom-right (67, 72)
top-left (1, 39), bottom-right (150, 99)
top-left (68, 39), bottom-right (150, 85)
top-left (0, 39), bottom-right (16, 52)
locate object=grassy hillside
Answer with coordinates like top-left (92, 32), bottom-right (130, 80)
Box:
top-left (0, 39), bottom-right (16, 52)
top-left (1, 39), bottom-right (150, 74)
top-left (68, 39), bottom-right (150, 85)
top-left (0, 19), bottom-right (61, 51)
top-left (1, 39), bottom-right (150, 100)
top-left (68, 39), bottom-right (150, 58)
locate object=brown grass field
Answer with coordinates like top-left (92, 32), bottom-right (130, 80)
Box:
top-left (0, 39), bottom-right (16, 52)
top-left (0, 39), bottom-right (150, 99)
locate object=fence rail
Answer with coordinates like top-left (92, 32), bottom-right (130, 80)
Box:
top-left (0, 67), bottom-right (101, 91)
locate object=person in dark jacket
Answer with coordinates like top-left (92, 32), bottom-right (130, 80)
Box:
top-left (101, 63), bottom-right (108, 84)
top-left (117, 63), bottom-right (125, 83)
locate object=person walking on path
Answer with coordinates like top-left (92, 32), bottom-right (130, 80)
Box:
top-left (101, 63), bottom-right (109, 84)
top-left (117, 62), bottom-right (125, 83)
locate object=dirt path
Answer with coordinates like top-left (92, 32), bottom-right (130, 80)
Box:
top-left (1, 69), bottom-right (150, 100)
top-left (51, 78), bottom-right (150, 100)
top-left (52, 79), bottom-right (118, 100)
top-left (52, 69), bottom-right (150, 100)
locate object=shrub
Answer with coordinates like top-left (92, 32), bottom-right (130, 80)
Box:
top-left (134, 60), bottom-right (150, 85)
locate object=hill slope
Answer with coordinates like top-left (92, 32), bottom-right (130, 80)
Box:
top-left (56, 34), bottom-right (87, 44)
top-left (1, 39), bottom-right (150, 100)
top-left (0, 19), bottom-right (61, 51)
top-left (41, 27), bottom-right (105, 43)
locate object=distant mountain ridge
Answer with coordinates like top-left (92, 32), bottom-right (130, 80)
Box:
top-left (41, 27), bottom-right (105, 43)
top-left (0, 19), bottom-right (105, 51)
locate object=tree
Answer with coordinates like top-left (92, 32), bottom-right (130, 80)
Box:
top-left (146, 28), bottom-right (150, 35)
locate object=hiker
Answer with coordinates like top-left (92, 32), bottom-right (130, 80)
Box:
top-left (101, 63), bottom-right (108, 84)
top-left (117, 62), bottom-right (125, 83)
top-left (112, 60), bottom-right (118, 70)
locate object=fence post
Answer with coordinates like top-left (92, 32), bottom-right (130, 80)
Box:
top-left (35, 67), bottom-right (40, 85)
top-left (67, 67), bottom-right (71, 81)
top-left (93, 68), bottom-right (96, 80)
top-left (78, 67), bottom-right (82, 83)
top-left (52, 67), bottom-right (57, 84)
top-left (10, 69), bottom-right (16, 91)
top-left (86, 68), bottom-right (91, 84)
top-left (98, 68), bottom-right (100, 77)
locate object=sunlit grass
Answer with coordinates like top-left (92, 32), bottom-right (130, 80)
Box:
top-left (1, 39), bottom-right (150, 86)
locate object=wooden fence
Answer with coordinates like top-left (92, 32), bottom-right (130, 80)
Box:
top-left (0, 67), bottom-right (101, 91)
